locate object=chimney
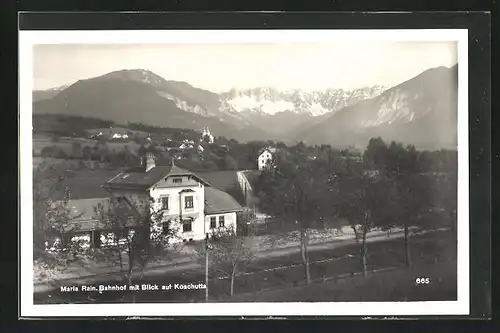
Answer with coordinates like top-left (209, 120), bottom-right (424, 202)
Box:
top-left (145, 152), bottom-right (155, 172)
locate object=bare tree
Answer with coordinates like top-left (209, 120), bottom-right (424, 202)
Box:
top-left (33, 160), bottom-right (90, 280)
top-left (194, 228), bottom-right (255, 298)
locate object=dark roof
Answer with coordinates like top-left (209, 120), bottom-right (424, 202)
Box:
top-left (196, 171), bottom-right (238, 191)
top-left (204, 187), bottom-right (243, 215)
top-left (65, 198), bottom-right (108, 221)
top-left (258, 147), bottom-right (277, 156)
top-left (103, 164), bottom-right (211, 190)
top-left (55, 198), bottom-right (139, 233)
top-left (57, 187), bottom-right (243, 231)
top-left (52, 170), bottom-right (121, 200)
top-left (104, 165), bottom-right (173, 189)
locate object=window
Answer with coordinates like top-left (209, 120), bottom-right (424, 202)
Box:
top-left (182, 220), bottom-right (192, 232)
top-left (185, 196), bottom-right (194, 209)
top-left (218, 215), bottom-right (225, 227)
top-left (173, 178), bottom-right (182, 184)
top-left (161, 196), bottom-right (169, 210)
top-left (210, 217), bottom-right (216, 229)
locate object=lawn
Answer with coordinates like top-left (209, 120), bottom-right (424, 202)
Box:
top-left (228, 259), bottom-right (457, 302)
top-left (209, 230), bottom-right (456, 300)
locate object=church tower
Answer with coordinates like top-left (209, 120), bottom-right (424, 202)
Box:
top-left (201, 126), bottom-right (214, 144)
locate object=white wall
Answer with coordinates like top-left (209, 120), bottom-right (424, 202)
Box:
top-left (205, 212), bottom-right (237, 235)
top-left (149, 174), bottom-right (205, 242)
top-left (258, 150), bottom-right (273, 170)
top-left (108, 175), bottom-right (239, 243)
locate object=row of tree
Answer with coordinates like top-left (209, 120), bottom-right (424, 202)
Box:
top-left (254, 137), bottom-right (457, 283)
top-left (40, 142), bottom-right (141, 168)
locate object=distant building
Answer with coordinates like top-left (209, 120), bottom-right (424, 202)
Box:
top-left (257, 147), bottom-right (276, 171)
top-left (179, 139), bottom-right (196, 150)
top-left (201, 127), bottom-right (214, 144)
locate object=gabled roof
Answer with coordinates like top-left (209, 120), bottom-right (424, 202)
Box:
top-left (103, 164), bottom-right (211, 190)
top-left (196, 171), bottom-right (238, 191)
top-left (204, 187), bottom-right (243, 215)
top-left (56, 197), bottom-right (140, 233)
top-left (258, 147), bottom-right (277, 156)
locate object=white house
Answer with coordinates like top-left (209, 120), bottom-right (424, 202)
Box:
top-left (257, 147), bottom-right (276, 171)
top-left (101, 152), bottom-right (242, 243)
top-left (179, 139), bottom-right (195, 150)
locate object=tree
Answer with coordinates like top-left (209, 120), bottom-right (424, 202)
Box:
top-left (223, 155), bottom-right (238, 170)
top-left (95, 142), bottom-right (110, 163)
top-left (33, 160), bottom-right (91, 281)
top-left (71, 142), bottom-right (82, 159)
top-left (433, 167), bottom-right (458, 234)
top-left (335, 157), bottom-right (391, 276)
top-left (33, 161), bottom-right (71, 255)
top-left (194, 228), bottom-right (255, 297)
top-left (380, 143), bottom-right (433, 268)
top-left (255, 149), bottom-right (324, 284)
top-left (82, 145), bottom-right (92, 160)
top-left (93, 194), bottom-right (181, 302)
top-left (364, 137), bottom-right (388, 170)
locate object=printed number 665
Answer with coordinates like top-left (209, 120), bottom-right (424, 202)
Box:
top-left (415, 277), bottom-right (430, 284)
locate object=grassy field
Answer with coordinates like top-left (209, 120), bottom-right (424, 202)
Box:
top-left (34, 230), bottom-right (456, 304)
top-left (228, 259), bottom-right (456, 302)
top-left (32, 134), bottom-right (142, 155)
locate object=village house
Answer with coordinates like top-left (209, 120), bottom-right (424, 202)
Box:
top-left (52, 153), bottom-right (243, 249)
top-left (257, 147), bottom-right (276, 171)
top-left (178, 139), bottom-right (196, 150)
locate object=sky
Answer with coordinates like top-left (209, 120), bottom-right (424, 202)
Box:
top-left (33, 41), bottom-right (457, 92)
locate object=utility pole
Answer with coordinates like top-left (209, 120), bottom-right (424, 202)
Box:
top-left (205, 233), bottom-right (209, 302)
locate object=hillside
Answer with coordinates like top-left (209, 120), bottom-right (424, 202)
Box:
top-left (298, 65), bottom-right (458, 150)
top-left (32, 84), bottom-right (70, 102)
top-left (32, 66), bottom-right (458, 150)
top-left (32, 70), bottom-right (271, 142)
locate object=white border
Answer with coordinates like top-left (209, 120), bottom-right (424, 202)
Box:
top-left (19, 29), bottom-right (469, 317)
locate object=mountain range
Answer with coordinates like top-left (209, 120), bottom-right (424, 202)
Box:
top-left (298, 65), bottom-right (458, 150)
top-left (32, 65), bottom-right (458, 150)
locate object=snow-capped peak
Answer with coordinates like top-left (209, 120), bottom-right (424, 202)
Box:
top-left (219, 86), bottom-right (387, 116)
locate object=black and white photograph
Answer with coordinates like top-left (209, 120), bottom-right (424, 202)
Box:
top-left (20, 28), bottom-right (470, 317)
